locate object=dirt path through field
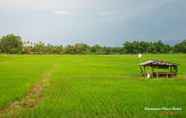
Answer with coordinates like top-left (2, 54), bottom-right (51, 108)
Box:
top-left (0, 64), bottom-right (58, 117)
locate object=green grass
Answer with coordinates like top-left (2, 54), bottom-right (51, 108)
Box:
top-left (0, 54), bottom-right (186, 118)
top-left (0, 55), bottom-right (53, 107)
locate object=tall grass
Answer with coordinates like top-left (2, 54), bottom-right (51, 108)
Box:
top-left (0, 54), bottom-right (186, 118)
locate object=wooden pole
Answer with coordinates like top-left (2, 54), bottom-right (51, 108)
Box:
top-left (151, 66), bottom-right (153, 77)
top-left (156, 72), bottom-right (158, 78)
top-left (144, 66), bottom-right (146, 77)
top-left (139, 66), bottom-right (143, 76)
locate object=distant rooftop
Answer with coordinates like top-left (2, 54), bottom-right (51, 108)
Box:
top-left (139, 60), bottom-right (178, 67)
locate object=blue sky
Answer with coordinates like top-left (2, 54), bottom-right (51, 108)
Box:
top-left (0, 0), bottom-right (186, 46)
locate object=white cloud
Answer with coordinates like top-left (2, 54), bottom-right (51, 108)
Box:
top-left (97, 10), bottom-right (119, 17)
top-left (53, 10), bottom-right (72, 15)
top-left (0, 0), bottom-right (97, 10)
top-left (0, 0), bottom-right (52, 9)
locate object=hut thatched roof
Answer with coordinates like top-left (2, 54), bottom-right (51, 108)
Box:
top-left (139, 60), bottom-right (177, 67)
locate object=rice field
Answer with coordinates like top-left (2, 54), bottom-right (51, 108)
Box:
top-left (0, 54), bottom-right (186, 118)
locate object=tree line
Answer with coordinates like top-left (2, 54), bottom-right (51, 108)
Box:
top-left (0, 34), bottom-right (186, 54)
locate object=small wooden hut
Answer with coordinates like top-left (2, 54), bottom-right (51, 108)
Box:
top-left (139, 60), bottom-right (178, 78)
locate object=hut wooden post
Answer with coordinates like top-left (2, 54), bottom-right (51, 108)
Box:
top-left (139, 60), bottom-right (178, 78)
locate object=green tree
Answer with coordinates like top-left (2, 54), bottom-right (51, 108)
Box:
top-left (0, 34), bottom-right (23, 54)
top-left (174, 40), bottom-right (186, 53)
top-left (152, 40), bottom-right (171, 53)
top-left (74, 43), bottom-right (90, 54)
top-left (123, 40), bottom-right (172, 54)
top-left (91, 44), bottom-right (104, 54)
top-left (32, 41), bottom-right (46, 54)
top-left (64, 45), bottom-right (76, 54)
